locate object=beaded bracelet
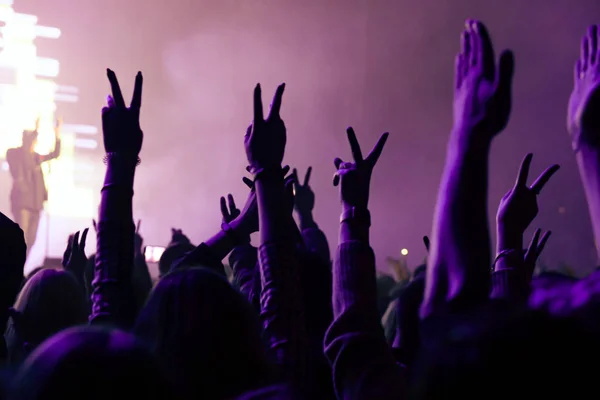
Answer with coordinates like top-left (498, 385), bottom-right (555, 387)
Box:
top-left (103, 152), bottom-right (141, 166)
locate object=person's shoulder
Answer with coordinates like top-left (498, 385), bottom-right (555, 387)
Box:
top-left (6, 147), bottom-right (20, 159)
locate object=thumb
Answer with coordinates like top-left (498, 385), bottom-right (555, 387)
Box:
top-left (495, 50), bottom-right (514, 97)
top-left (284, 176), bottom-right (295, 212)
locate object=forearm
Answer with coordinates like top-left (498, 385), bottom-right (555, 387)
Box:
top-left (576, 145), bottom-right (600, 261)
top-left (256, 177), bottom-right (290, 244)
top-left (90, 157), bottom-right (137, 327)
top-left (425, 132), bottom-right (492, 312)
top-left (297, 211), bottom-right (318, 231)
top-left (255, 175), bottom-right (307, 378)
top-left (41, 139), bottom-right (61, 162)
top-left (204, 219), bottom-right (248, 261)
top-left (325, 237), bottom-right (405, 399)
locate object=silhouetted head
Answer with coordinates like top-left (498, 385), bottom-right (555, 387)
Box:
top-left (158, 243), bottom-right (195, 278)
top-left (21, 131), bottom-right (38, 153)
top-left (9, 326), bottom-right (172, 400)
top-left (392, 272), bottom-right (425, 368)
top-left (134, 267), bottom-right (269, 399)
top-left (5, 269), bottom-right (88, 365)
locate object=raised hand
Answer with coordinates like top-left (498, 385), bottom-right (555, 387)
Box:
top-left (63, 228), bottom-right (89, 281)
top-left (55, 116), bottom-right (63, 139)
top-left (220, 194), bottom-right (241, 224)
top-left (170, 228), bottom-right (190, 244)
top-left (134, 220), bottom-right (143, 258)
top-left (333, 127), bottom-right (388, 210)
top-left (292, 167), bottom-right (315, 216)
top-left (568, 25), bottom-right (600, 148)
top-left (524, 228), bottom-right (551, 278)
top-left (496, 153), bottom-right (559, 239)
top-left (102, 69), bottom-right (143, 156)
top-left (453, 20), bottom-right (514, 137)
top-left (244, 83), bottom-right (286, 174)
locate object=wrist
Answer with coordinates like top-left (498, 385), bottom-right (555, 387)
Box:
top-left (227, 219), bottom-right (251, 243)
top-left (339, 207), bottom-right (370, 243)
top-left (449, 125), bottom-right (493, 150)
top-left (496, 230), bottom-right (523, 255)
top-left (297, 211), bottom-right (316, 229)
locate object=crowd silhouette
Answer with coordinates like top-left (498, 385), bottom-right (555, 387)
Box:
top-left (0, 19), bottom-right (598, 399)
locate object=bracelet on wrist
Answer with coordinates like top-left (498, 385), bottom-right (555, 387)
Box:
top-left (491, 249), bottom-right (523, 272)
top-left (340, 207), bottom-right (371, 228)
top-left (252, 167), bottom-right (285, 183)
top-left (103, 152), bottom-right (141, 166)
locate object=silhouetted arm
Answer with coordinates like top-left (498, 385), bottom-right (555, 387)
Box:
top-left (89, 155), bottom-right (137, 328)
top-left (37, 138), bottom-right (61, 163)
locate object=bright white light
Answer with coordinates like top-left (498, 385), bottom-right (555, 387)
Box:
top-left (35, 26), bottom-right (60, 39)
top-left (401, 248), bottom-right (408, 256)
top-left (63, 124), bottom-right (97, 134)
top-left (74, 138), bottom-right (98, 149)
top-left (35, 57), bottom-right (59, 77)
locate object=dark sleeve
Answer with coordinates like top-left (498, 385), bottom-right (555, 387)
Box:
top-left (258, 242), bottom-right (307, 381)
top-left (170, 242), bottom-right (225, 276)
top-left (324, 241), bottom-right (405, 400)
top-left (89, 160), bottom-right (137, 328)
top-left (301, 227), bottom-right (331, 266)
top-left (229, 243), bottom-right (259, 304)
top-left (6, 149), bottom-right (24, 182)
top-left (38, 139), bottom-right (61, 163)
top-left (490, 269), bottom-right (530, 302)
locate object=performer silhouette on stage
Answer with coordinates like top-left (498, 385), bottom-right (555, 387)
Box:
top-left (6, 118), bottom-right (62, 255)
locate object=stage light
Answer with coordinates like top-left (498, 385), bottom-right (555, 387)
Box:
top-left (401, 248), bottom-right (408, 256)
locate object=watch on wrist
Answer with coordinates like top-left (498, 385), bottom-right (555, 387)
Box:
top-left (340, 207), bottom-right (371, 228)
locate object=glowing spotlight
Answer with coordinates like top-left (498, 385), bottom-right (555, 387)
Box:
top-left (401, 248), bottom-right (408, 256)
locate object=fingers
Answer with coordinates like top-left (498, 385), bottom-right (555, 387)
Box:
top-left (366, 132), bottom-right (389, 167)
top-left (227, 194), bottom-right (236, 211)
top-left (536, 230), bottom-right (552, 258)
top-left (333, 158), bottom-right (344, 186)
top-left (80, 228), bottom-right (89, 251)
top-left (582, 35), bottom-right (590, 71)
top-left (130, 71), bottom-right (143, 111)
top-left (268, 83), bottom-right (285, 120)
top-left (455, 54), bottom-right (464, 89)
top-left (107, 95), bottom-right (115, 108)
top-left (530, 164), bottom-right (560, 194)
top-left (589, 25), bottom-right (598, 66)
top-left (473, 20), bottom-right (495, 79)
top-left (495, 50), bottom-right (514, 99)
top-left (467, 20), bottom-right (481, 66)
top-left (334, 157), bottom-right (343, 170)
top-left (515, 153), bottom-right (533, 188)
top-left (220, 196), bottom-right (228, 218)
top-left (106, 69), bottom-right (126, 108)
top-left (423, 235), bottom-right (430, 252)
top-left (242, 177), bottom-right (254, 188)
top-left (303, 166), bottom-right (312, 186)
top-left (72, 231), bottom-right (81, 253)
top-left (346, 127), bottom-right (364, 163)
top-left (253, 84), bottom-right (264, 123)
top-left (524, 228), bottom-right (541, 265)
top-left (136, 219), bottom-right (141, 233)
top-left (461, 30), bottom-right (472, 70)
